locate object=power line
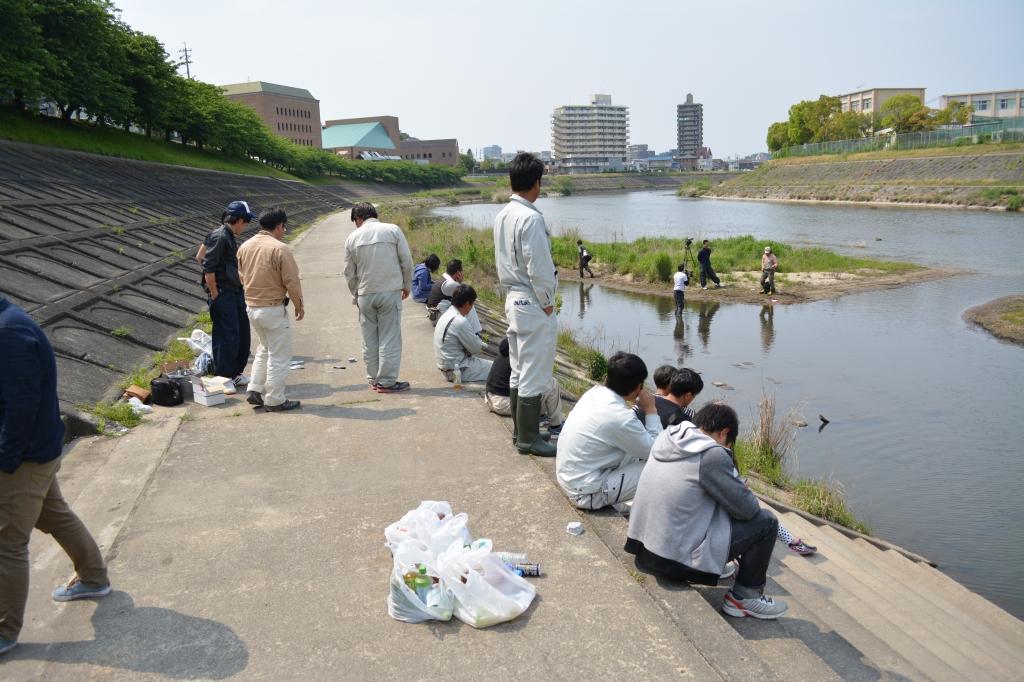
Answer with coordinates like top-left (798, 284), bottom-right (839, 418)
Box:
top-left (178, 43), bottom-right (193, 79)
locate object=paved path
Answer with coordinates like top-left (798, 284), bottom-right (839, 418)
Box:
top-left (6, 213), bottom-right (720, 680)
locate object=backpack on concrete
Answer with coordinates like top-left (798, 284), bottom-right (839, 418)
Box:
top-left (150, 375), bottom-right (184, 406)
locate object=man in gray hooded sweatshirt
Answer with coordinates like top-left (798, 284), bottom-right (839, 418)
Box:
top-left (624, 403), bottom-right (788, 620)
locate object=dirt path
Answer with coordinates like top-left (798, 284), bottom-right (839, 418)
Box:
top-left (963, 295), bottom-right (1024, 345)
top-left (560, 265), bottom-right (959, 305)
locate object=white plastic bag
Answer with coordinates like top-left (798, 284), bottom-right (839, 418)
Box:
top-left (177, 329), bottom-right (213, 357)
top-left (437, 540), bottom-right (536, 628)
top-left (384, 501), bottom-right (470, 554)
top-left (387, 542), bottom-right (453, 623)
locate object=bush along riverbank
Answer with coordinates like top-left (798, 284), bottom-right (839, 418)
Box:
top-left (385, 202), bottom-right (870, 532)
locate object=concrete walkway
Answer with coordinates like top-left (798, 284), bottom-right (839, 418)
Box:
top-left (5, 213), bottom-right (721, 680)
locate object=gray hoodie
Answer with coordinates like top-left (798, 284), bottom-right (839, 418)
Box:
top-left (625, 423), bottom-right (760, 583)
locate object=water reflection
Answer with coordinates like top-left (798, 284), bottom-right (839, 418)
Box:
top-left (697, 300), bottom-right (719, 351)
top-left (759, 304), bottom-right (775, 354)
top-left (577, 282), bottom-right (593, 319)
top-left (673, 316), bottom-right (692, 366)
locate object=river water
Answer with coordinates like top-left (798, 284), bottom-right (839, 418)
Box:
top-left (437, 192), bottom-right (1024, 618)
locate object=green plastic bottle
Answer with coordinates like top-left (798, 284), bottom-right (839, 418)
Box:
top-left (414, 565), bottom-right (431, 601)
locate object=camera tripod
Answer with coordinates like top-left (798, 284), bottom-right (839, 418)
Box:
top-left (683, 240), bottom-right (699, 277)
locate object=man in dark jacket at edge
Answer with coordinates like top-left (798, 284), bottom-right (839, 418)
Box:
top-left (203, 200), bottom-right (256, 385)
top-left (625, 403), bottom-right (788, 620)
top-left (697, 239), bottom-right (721, 289)
top-left (0, 297), bottom-right (111, 656)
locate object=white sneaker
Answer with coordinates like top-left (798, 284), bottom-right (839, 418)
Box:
top-left (722, 592), bottom-right (788, 620)
top-left (222, 380), bottom-right (237, 395)
top-left (232, 374), bottom-right (250, 386)
top-left (701, 286), bottom-right (708, 290)
top-left (719, 561), bottom-right (737, 580)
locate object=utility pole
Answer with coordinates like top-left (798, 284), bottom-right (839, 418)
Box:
top-left (178, 43), bottom-right (193, 79)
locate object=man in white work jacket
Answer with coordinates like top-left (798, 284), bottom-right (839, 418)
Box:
top-left (493, 153), bottom-right (558, 457)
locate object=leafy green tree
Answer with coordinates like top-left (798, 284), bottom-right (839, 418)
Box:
top-left (819, 111), bottom-right (872, 141)
top-left (459, 149), bottom-right (475, 173)
top-left (880, 94), bottom-right (935, 133)
top-left (934, 101), bottom-right (972, 126)
top-left (766, 121), bottom-right (789, 151)
top-left (0, 0), bottom-right (52, 109)
top-left (119, 29), bottom-right (177, 136)
top-left (786, 96), bottom-right (841, 145)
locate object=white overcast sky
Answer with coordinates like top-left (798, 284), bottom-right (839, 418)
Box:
top-left (115, 0), bottom-right (1024, 158)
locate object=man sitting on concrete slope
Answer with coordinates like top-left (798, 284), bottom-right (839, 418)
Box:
top-left (555, 352), bottom-right (661, 511)
top-left (433, 285), bottom-right (492, 384)
top-left (634, 366), bottom-right (703, 429)
top-left (625, 403), bottom-right (788, 620)
top-left (484, 338), bottom-right (565, 439)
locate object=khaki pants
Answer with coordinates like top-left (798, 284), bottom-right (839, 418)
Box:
top-left (247, 304), bottom-right (293, 407)
top-left (441, 356), bottom-right (493, 384)
top-left (0, 457), bottom-right (107, 641)
top-left (358, 291), bottom-right (404, 387)
top-left (485, 381), bottom-right (564, 426)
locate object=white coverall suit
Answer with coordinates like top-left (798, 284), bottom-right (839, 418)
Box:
top-left (433, 305), bottom-right (492, 382)
top-left (492, 195), bottom-right (558, 399)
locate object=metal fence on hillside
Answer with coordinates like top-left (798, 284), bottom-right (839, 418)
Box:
top-left (774, 116), bottom-right (1024, 158)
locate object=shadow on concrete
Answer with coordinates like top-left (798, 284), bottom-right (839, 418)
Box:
top-left (404, 386), bottom-right (487, 399)
top-left (11, 591), bottom-right (248, 679)
top-left (302, 404), bottom-right (416, 420)
top-left (692, 579), bottom-right (891, 682)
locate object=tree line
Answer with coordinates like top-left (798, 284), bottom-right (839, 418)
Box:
top-left (0, 0), bottom-right (462, 185)
top-left (766, 94), bottom-right (972, 152)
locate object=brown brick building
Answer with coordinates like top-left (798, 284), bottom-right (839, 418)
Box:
top-left (221, 81), bottom-right (322, 149)
top-left (399, 138), bottom-right (460, 166)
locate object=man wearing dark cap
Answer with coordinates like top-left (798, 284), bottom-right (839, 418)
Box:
top-left (0, 297), bottom-right (111, 656)
top-left (202, 200), bottom-right (255, 388)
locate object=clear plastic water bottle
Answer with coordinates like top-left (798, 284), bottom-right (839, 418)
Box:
top-left (452, 366), bottom-right (463, 391)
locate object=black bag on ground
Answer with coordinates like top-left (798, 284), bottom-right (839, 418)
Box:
top-left (150, 375), bottom-right (184, 406)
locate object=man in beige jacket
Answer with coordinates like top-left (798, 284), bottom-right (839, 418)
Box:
top-left (237, 207), bottom-right (305, 412)
top-left (344, 203), bottom-right (414, 393)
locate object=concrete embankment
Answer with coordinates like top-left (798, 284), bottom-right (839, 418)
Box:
top-left (7, 212), bottom-right (1022, 680)
top-left (707, 150), bottom-right (1024, 209)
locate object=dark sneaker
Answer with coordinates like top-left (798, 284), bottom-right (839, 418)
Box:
top-left (0, 638), bottom-right (17, 656)
top-left (788, 539), bottom-right (817, 556)
top-left (52, 577), bottom-right (112, 602)
top-left (263, 399), bottom-right (301, 412)
top-left (547, 423), bottom-right (563, 440)
top-left (246, 391), bottom-right (264, 406)
top-left (375, 381), bottom-right (410, 393)
top-left (722, 592), bottom-right (788, 620)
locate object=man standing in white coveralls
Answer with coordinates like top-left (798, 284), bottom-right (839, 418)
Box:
top-left (344, 203), bottom-right (414, 393)
top-left (493, 153), bottom-right (558, 457)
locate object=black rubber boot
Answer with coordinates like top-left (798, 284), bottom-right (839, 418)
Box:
top-left (509, 388), bottom-right (518, 444)
top-left (516, 395), bottom-right (556, 457)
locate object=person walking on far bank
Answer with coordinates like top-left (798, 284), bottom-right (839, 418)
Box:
top-left (673, 264), bottom-right (688, 316)
top-left (203, 201), bottom-right (256, 389)
top-left (344, 203), bottom-right (414, 393)
top-left (760, 246), bottom-right (778, 295)
top-left (698, 239), bottom-right (721, 289)
top-left (577, 239), bottom-right (594, 278)
top-left (494, 153), bottom-right (558, 457)
top-left (0, 296), bottom-right (112, 657)
top-left (237, 207), bottom-right (305, 412)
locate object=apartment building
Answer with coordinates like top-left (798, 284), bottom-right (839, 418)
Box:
top-left (676, 93), bottom-right (703, 156)
top-left (940, 89), bottom-right (1024, 118)
top-left (551, 94), bottom-right (629, 174)
top-left (221, 81), bottom-right (322, 148)
top-left (837, 88), bottom-right (926, 115)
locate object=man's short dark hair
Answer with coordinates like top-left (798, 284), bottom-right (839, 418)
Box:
top-left (452, 284), bottom-right (477, 308)
top-left (694, 403), bottom-right (739, 446)
top-left (509, 152), bottom-right (544, 192)
top-left (652, 365), bottom-right (676, 390)
top-left (350, 202), bottom-right (378, 222)
top-left (220, 211), bottom-right (229, 223)
top-left (669, 368), bottom-right (704, 398)
top-left (606, 351), bottom-right (648, 397)
top-left (226, 215), bottom-right (248, 226)
top-left (577, 239), bottom-right (583, 245)
top-left (702, 239), bottom-right (709, 245)
top-left (446, 259), bottom-right (463, 276)
top-left (678, 263), bottom-right (686, 272)
top-left (424, 254), bottom-right (441, 271)
top-left (259, 206), bottom-right (287, 231)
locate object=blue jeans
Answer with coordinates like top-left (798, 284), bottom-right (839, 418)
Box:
top-left (728, 508), bottom-right (779, 598)
top-left (208, 289), bottom-right (250, 379)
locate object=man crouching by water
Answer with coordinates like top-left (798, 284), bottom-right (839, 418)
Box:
top-left (625, 403), bottom-right (788, 620)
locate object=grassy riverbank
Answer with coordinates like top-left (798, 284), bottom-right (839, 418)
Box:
top-left (964, 294), bottom-right (1024, 346)
top-left (0, 110), bottom-right (300, 179)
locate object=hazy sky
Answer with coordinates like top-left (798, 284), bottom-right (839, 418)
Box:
top-left (115, 0), bottom-right (1024, 158)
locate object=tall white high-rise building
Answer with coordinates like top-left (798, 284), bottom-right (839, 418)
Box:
top-left (676, 93), bottom-right (703, 156)
top-left (551, 94), bottom-right (629, 173)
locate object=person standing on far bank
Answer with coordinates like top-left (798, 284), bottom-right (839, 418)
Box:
top-left (0, 297), bottom-right (111, 657)
top-left (344, 203), bottom-right (414, 393)
top-left (237, 207), bottom-right (305, 412)
top-left (203, 201), bottom-right (255, 388)
top-left (577, 239), bottom-right (594, 278)
top-left (493, 153), bottom-right (558, 457)
top-left (698, 239), bottom-right (721, 289)
top-left (760, 246), bottom-right (778, 295)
